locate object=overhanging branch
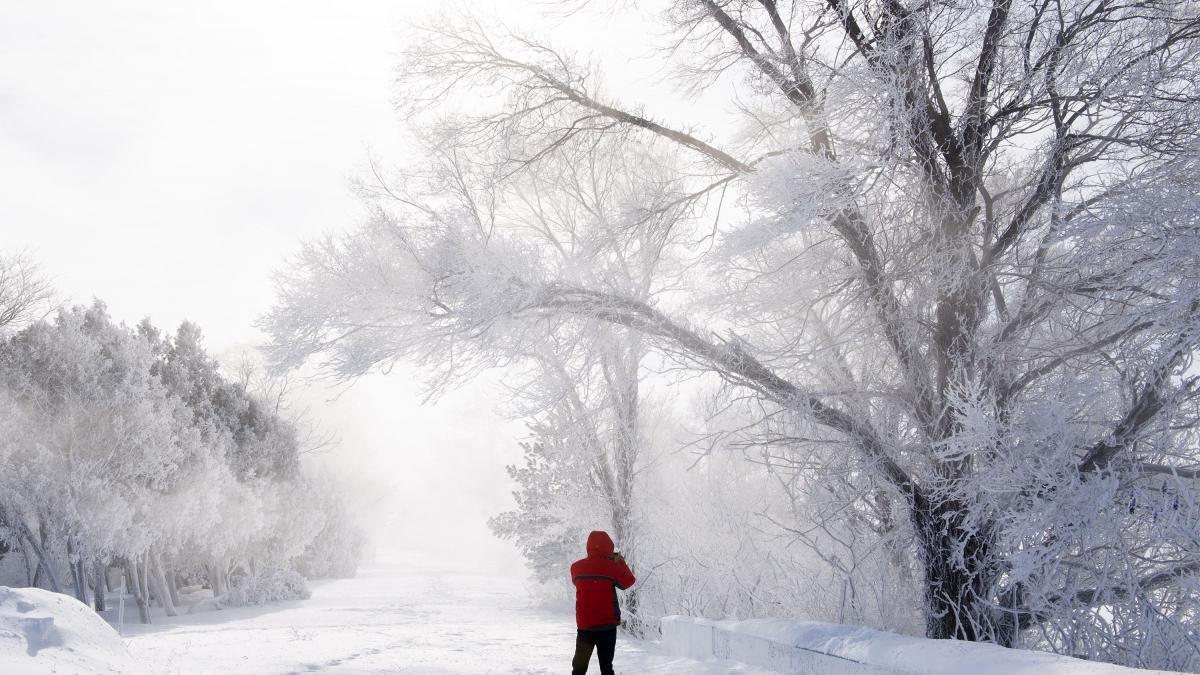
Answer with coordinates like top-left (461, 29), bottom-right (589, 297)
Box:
top-left (533, 284), bottom-right (923, 501)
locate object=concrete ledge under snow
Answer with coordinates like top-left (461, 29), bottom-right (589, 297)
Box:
top-left (660, 615), bottom-right (1184, 675)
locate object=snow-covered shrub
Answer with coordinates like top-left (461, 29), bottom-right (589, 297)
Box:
top-left (224, 566), bottom-right (310, 606)
top-left (294, 475), bottom-right (366, 579)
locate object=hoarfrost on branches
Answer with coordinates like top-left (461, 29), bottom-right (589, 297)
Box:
top-left (265, 1), bottom-right (1200, 669)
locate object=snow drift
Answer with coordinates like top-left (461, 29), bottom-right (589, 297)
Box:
top-left (0, 586), bottom-right (137, 674)
top-left (661, 615), bottom-right (1185, 675)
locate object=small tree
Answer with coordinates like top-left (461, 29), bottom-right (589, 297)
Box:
top-left (0, 252), bottom-right (53, 336)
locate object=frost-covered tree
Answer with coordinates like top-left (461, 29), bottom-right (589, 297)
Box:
top-left (491, 143), bottom-right (681, 615)
top-left (0, 251), bottom-right (55, 559)
top-left (0, 301), bottom-right (363, 621)
top-left (272, 135), bottom-right (689, 632)
top-left (265, 1), bottom-right (1200, 668)
top-left (138, 320), bottom-right (333, 604)
top-left (0, 302), bottom-right (203, 614)
top-left (489, 426), bottom-right (610, 582)
top-left (145, 321), bottom-right (300, 481)
top-left (294, 471), bottom-right (368, 579)
top-left (0, 252), bottom-right (53, 336)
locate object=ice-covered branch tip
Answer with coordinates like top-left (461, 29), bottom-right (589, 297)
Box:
top-left (1010, 560), bottom-right (1200, 630)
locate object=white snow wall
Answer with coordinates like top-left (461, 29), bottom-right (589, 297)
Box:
top-left (660, 616), bottom-right (1185, 675)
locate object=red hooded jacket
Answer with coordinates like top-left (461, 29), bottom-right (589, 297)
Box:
top-left (570, 531), bottom-right (636, 630)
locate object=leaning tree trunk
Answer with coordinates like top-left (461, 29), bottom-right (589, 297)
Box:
top-left (147, 550), bottom-right (177, 617)
top-left (122, 558), bottom-right (151, 624)
top-left (18, 521), bottom-right (61, 593)
top-left (165, 566), bottom-right (180, 607)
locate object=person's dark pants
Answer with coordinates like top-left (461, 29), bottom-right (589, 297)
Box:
top-left (572, 627), bottom-right (617, 675)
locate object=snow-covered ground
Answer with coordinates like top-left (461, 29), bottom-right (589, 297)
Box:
top-left (115, 555), bottom-right (774, 675)
top-left (6, 558), bottom-right (1187, 674)
top-left (1, 586), bottom-right (136, 674)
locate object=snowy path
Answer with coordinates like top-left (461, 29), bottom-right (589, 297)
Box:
top-left (117, 558), bottom-right (776, 674)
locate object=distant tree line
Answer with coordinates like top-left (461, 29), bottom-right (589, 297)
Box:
top-left (0, 254), bottom-right (363, 622)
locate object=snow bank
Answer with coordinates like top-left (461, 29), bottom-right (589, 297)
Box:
top-left (661, 616), bottom-right (1184, 675)
top-left (0, 586), bottom-right (138, 674)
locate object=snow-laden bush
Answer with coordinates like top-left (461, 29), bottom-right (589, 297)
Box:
top-left (294, 477), bottom-right (366, 579)
top-left (224, 566), bottom-right (310, 606)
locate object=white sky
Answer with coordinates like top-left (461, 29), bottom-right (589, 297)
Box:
top-left (0, 0), bottom-right (724, 573)
top-left (0, 0), bottom-right (531, 570)
top-left (0, 0), bottom-right (408, 340)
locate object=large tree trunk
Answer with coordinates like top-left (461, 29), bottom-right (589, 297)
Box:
top-left (916, 500), bottom-right (1012, 645)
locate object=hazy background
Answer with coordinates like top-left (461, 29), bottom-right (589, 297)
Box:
top-left (0, 0), bottom-right (726, 574)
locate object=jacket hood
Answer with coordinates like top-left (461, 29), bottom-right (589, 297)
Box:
top-left (586, 531), bottom-right (615, 557)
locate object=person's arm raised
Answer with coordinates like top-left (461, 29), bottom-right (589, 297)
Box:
top-left (612, 557), bottom-right (636, 590)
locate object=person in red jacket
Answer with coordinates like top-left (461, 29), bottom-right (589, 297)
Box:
top-left (569, 530), bottom-right (636, 675)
